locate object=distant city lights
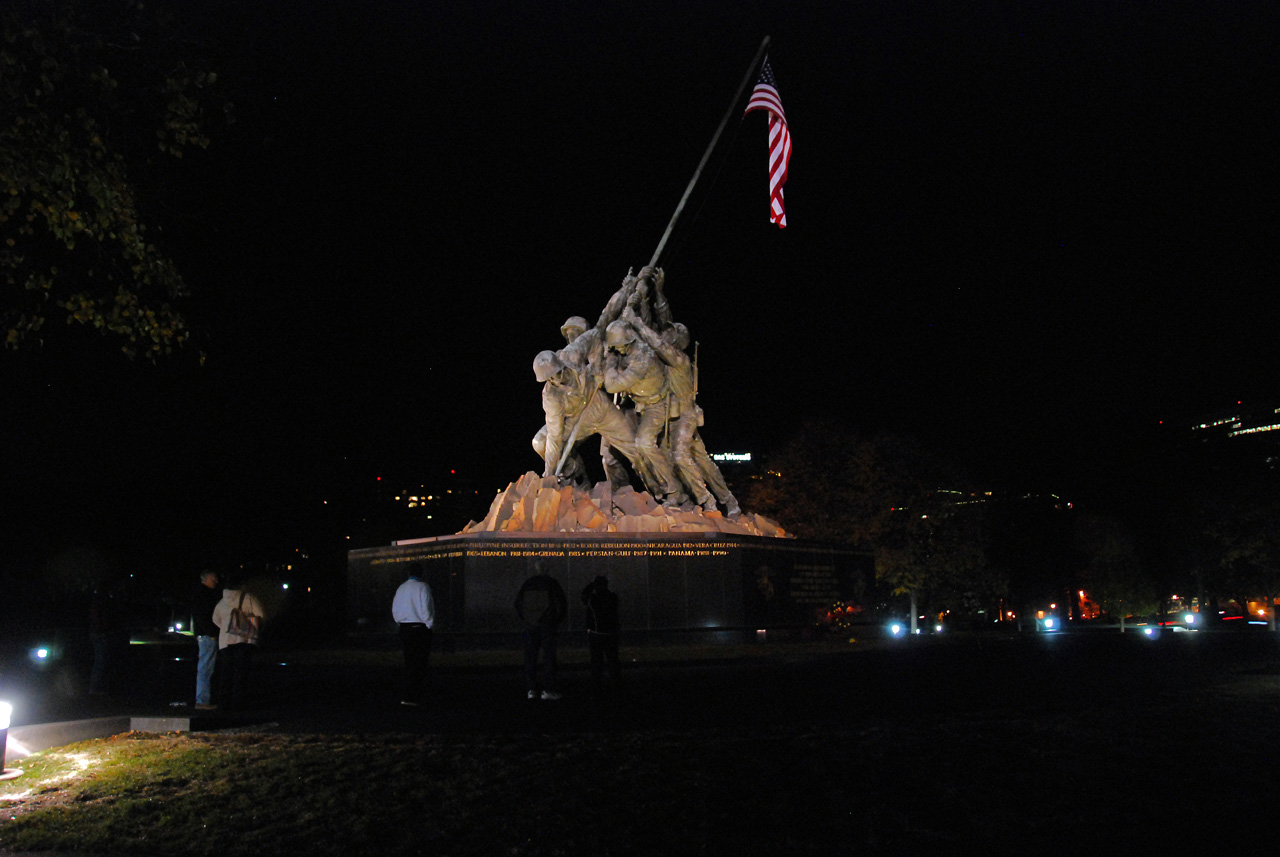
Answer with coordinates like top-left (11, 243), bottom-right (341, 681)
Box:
top-left (1190, 402), bottom-right (1280, 439)
top-left (1192, 416), bottom-right (1240, 431)
top-left (1228, 423), bottom-right (1280, 437)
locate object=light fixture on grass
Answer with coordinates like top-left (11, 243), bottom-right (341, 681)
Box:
top-left (0, 701), bottom-right (23, 780)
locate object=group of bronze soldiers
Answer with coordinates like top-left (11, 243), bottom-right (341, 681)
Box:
top-left (531, 266), bottom-right (741, 516)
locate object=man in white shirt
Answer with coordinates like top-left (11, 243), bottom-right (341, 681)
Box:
top-left (391, 562), bottom-right (435, 706)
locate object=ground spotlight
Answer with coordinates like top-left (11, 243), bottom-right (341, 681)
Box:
top-left (0, 701), bottom-right (21, 780)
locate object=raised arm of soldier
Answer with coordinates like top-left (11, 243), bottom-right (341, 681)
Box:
top-left (562, 269), bottom-right (642, 379)
top-left (625, 266), bottom-right (664, 327)
top-left (647, 267), bottom-right (671, 328)
top-left (595, 268), bottom-right (640, 331)
top-left (621, 300), bottom-right (688, 372)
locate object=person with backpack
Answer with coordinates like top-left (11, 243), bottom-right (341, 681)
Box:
top-left (211, 575), bottom-right (265, 711)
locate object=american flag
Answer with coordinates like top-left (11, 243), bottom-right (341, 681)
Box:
top-left (743, 57), bottom-right (791, 228)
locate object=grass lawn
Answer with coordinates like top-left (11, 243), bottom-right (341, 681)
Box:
top-left (1, 667), bottom-right (1277, 854)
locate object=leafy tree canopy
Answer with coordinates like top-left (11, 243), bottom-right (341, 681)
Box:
top-left (875, 490), bottom-right (1000, 608)
top-left (747, 419), bottom-right (966, 545)
top-left (2, 0), bottom-right (226, 359)
top-left (1206, 487), bottom-right (1280, 610)
top-left (746, 419), bottom-right (1001, 612)
top-left (1073, 512), bottom-right (1157, 622)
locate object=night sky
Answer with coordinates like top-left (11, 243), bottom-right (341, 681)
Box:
top-left (4, 1), bottom-right (1277, 574)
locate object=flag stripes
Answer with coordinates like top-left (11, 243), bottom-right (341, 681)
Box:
top-left (743, 58), bottom-right (791, 228)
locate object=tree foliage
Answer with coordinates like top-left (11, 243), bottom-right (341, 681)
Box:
top-left (1205, 488), bottom-right (1280, 617)
top-left (875, 491), bottom-right (1001, 611)
top-left (1073, 513), bottom-right (1158, 624)
top-left (746, 420), bottom-right (933, 547)
top-left (1, 0), bottom-right (225, 358)
top-left (746, 420), bottom-right (1000, 613)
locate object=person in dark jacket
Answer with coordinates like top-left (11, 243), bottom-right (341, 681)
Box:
top-left (515, 570), bottom-right (568, 700)
top-left (191, 569), bottom-right (222, 709)
top-left (581, 575), bottom-right (620, 694)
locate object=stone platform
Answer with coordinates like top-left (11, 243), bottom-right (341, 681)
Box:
top-left (348, 473), bottom-right (869, 642)
top-left (348, 531), bottom-right (870, 641)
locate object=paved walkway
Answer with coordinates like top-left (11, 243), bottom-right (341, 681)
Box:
top-left (8, 630), bottom-right (1278, 748)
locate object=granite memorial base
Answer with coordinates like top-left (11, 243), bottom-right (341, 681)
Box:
top-left (348, 532), bottom-right (871, 647)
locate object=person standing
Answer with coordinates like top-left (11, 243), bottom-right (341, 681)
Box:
top-left (191, 569), bottom-right (221, 709)
top-left (515, 569), bottom-right (567, 700)
top-left (581, 575), bottom-right (620, 695)
top-left (211, 576), bottom-right (264, 711)
top-left (391, 562), bottom-right (435, 707)
top-left (88, 585), bottom-right (121, 697)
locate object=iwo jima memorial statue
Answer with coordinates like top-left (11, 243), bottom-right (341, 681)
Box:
top-left (347, 40), bottom-right (869, 641)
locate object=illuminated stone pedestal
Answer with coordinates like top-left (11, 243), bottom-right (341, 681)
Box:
top-left (347, 532), bottom-right (870, 644)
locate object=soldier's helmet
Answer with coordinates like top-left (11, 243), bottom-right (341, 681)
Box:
top-left (605, 319), bottom-right (636, 351)
top-left (533, 350), bottom-right (565, 382)
top-left (667, 322), bottom-right (690, 351)
top-left (560, 316), bottom-right (589, 342)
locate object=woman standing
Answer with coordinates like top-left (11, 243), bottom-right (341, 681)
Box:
top-left (211, 576), bottom-right (265, 711)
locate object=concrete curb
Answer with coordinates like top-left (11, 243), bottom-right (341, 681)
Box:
top-left (6, 713), bottom-right (265, 759)
top-left (6, 718), bottom-right (131, 757)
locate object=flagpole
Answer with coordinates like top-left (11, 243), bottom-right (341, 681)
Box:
top-left (647, 35), bottom-right (772, 270)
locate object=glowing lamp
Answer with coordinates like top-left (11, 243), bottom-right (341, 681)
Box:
top-left (0, 701), bottom-right (19, 780)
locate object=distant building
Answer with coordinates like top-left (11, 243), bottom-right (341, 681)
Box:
top-left (707, 450), bottom-right (756, 498)
top-left (1179, 400), bottom-right (1280, 471)
top-left (710, 451), bottom-right (753, 465)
